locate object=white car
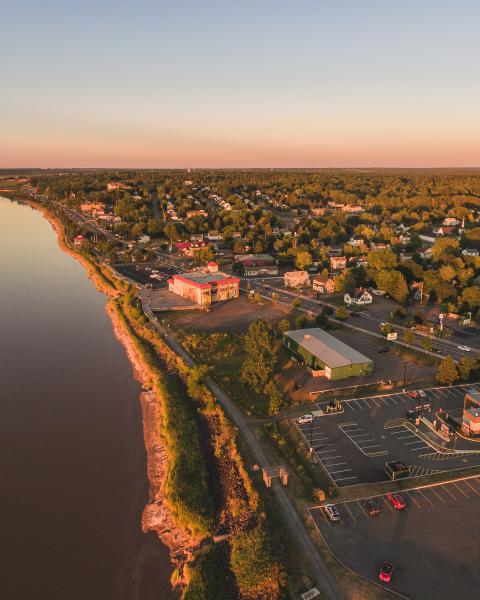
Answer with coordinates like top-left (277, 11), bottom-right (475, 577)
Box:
top-left (418, 390), bottom-right (427, 398)
top-left (325, 504), bottom-right (340, 522)
top-left (297, 414), bottom-right (314, 425)
top-left (458, 345), bottom-right (471, 352)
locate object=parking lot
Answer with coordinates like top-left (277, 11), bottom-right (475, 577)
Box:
top-left (297, 384), bottom-right (480, 487)
top-left (113, 263), bottom-right (180, 287)
top-left (310, 476), bottom-right (480, 599)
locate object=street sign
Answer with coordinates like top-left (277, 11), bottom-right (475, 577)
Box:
top-left (387, 332), bottom-right (397, 341)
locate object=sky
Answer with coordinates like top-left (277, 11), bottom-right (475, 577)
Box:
top-left (1, 0), bottom-right (480, 168)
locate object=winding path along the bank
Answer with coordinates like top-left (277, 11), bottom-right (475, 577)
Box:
top-left (140, 289), bottom-right (345, 600)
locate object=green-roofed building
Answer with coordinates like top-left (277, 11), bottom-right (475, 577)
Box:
top-left (283, 328), bottom-right (374, 380)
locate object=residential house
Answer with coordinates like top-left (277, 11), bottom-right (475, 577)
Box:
top-left (312, 274), bottom-right (335, 294)
top-left (434, 226), bottom-right (457, 237)
top-left (342, 205), bottom-right (365, 215)
top-left (284, 270), bottom-right (310, 288)
top-left (207, 230), bottom-right (224, 241)
top-left (186, 209), bottom-right (208, 219)
top-left (330, 256), bottom-right (347, 270)
top-left (443, 217), bottom-right (460, 226)
top-left (234, 254), bottom-right (278, 277)
top-left (344, 288), bottom-right (373, 306)
top-left (175, 240), bottom-right (207, 257)
top-left (462, 249), bottom-right (480, 257)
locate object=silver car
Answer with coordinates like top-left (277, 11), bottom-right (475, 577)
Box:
top-left (325, 504), bottom-right (340, 522)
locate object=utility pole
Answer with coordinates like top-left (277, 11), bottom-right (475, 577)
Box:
top-left (403, 361), bottom-right (407, 389)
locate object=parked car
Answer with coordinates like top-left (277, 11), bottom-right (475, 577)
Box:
top-left (363, 498), bottom-right (381, 516)
top-left (418, 390), bottom-right (427, 398)
top-left (297, 414), bottom-right (313, 424)
top-left (458, 345), bottom-right (471, 352)
top-left (377, 346), bottom-right (389, 353)
top-left (386, 492), bottom-right (406, 510)
top-left (324, 504), bottom-right (340, 522)
top-left (379, 561), bottom-right (394, 583)
top-left (431, 347), bottom-right (441, 353)
top-left (407, 390), bottom-right (419, 398)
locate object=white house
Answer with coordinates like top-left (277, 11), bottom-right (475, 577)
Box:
top-left (443, 217), bottom-right (460, 226)
top-left (462, 249), bottom-right (480, 257)
top-left (344, 289), bottom-right (373, 306)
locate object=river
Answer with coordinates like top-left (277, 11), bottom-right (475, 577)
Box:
top-left (0, 197), bottom-right (173, 600)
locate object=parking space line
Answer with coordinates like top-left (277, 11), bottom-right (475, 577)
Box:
top-left (462, 480), bottom-right (480, 496)
top-left (440, 485), bottom-right (457, 501)
top-left (410, 446), bottom-right (430, 451)
top-left (330, 468), bottom-right (352, 474)
top-left (389, 396), bottom-right (398, 405)
top-left (348, 433), bottom-right (371, 438)
top-left (405, 491), bottom-right (421, 508)
top-left (428, 487), bottom-right (447, 504)
top-left (325, 462), bottom-right (346, 467)
top-left (404, 440), bottom-right (423, 445)
top-left (334, 475), bottom-right (357, 482)
top-left (371, 398), bottom-right (381, 408)
top-left (321, 456), bottom-right (341, 461)
top-left (352, 400), bottom-right (364, 410)
top-left (381, 496), bottom-right (394, 512)
top-left (417, 489), bottom-right (434, 506)
top-left (344, 402), bottom-right (354, 411)
top-left (361, 444), bottom-right (381, 449)
top-left (317, 449), bottom-right (337, 454)
top-left (452, 482), bottom-right (469, 498)
top-left (343, 503), bottom-right (356, 522)
top-left (356, 501), bottom-right (369, 517)
top-left (380, 397), bottom-right (390, 406)
top-left (362, 398), bottom-right (372, 408)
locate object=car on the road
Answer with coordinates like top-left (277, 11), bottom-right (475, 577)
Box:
top-left (363, 498), bottom-right (381, 516)
top-left (297, 414), bottom-right (313, 424)
top-left (377, 346), bottom-right (389, 353)
top-left (458, 345), bottom-right (471, 351)
top-left (379, 561), bottom-right (394, 583)
top-left (324, 504), bottom-right (340, 522)
top-left (386, 492), bottom-right (406, 510)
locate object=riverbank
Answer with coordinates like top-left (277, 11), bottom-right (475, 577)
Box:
top-left (19, 198), bottom-right (195, 592)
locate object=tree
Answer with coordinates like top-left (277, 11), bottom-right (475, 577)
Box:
top-left (295, 250), bottom-right (313, 271)
top-left (164, 222), bottom-right (179, 245)
top-left (436, 355), bottom-right (458, 385)
top-left (265, 380), bottom-right (283, 414)
top-left (295, 313), bottom-right (308, 328)
top-left (431, 238), bottom-right (459, 263)
top-left (457, 356), bottom-right (476, 382)
top-left (403, 330), bottom-right (415, 345)
top-left (421, 337), bottom-right (432, 351)
top-left (194, 246), bottom-right (215, 265)
top-left (367, 248), bottom-right (398, 270)
top-left (461, 286), bottom-right (480, 310)
top-left (335, 307), bottom-right (349, 320)
top-left (241, 320), bottom-right (277, 393)
top-left (277, 319), bottom-right (290, 334)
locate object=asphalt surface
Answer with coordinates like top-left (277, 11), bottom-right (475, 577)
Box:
top-left (297, 384), bottom-right (480, 487)
top-left (310, 476), bottom-right (480, 600)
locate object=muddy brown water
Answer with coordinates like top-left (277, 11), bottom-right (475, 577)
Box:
top-left (0, 197), bottom-right (173, 600)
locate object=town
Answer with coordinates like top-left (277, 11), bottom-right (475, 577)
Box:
top-left (11, 167), bottom-right (480, 600)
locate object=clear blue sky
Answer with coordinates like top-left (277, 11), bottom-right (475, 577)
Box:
top-left (2, 0), bottom-right (480, 167)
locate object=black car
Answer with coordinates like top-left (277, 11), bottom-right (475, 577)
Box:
top-left (364, 498), bottom-right (381, 516)
top-left (377, 346), bottom-right (389, 353)
top-left (431, 347), bottom-right (441, 353)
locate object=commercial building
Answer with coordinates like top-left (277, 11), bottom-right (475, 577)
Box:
top-left (168, 270), bottom-right (239, 307)
top-left (283, 328), bottom-right (374, 380)
top-left (462, 389), bottom-right (480, 436)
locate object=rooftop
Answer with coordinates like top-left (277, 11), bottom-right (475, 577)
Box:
top-left (173, 271), bottom-right (239, 287)
top-left (285, 328), bottom-right (373, 369)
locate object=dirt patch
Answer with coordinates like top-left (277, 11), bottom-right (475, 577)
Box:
top-left (164, 295), bottom-right (292, 334)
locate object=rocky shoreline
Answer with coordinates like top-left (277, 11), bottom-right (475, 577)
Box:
top-left (22, 198), bottom-right (194, 590)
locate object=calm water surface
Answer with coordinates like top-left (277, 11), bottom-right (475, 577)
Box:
top-left (0, 198), bottom-right (173, 600)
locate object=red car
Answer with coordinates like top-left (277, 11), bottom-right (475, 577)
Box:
top-left (379, 561), bottom-right (394, 583)
top-left (407, 391), bottom-right (419, 398)
top-left (387, 492), bottom-right (406, 510)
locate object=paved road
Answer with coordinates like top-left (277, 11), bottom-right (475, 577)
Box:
top-left (140, 289), bottom-right (345, 600)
